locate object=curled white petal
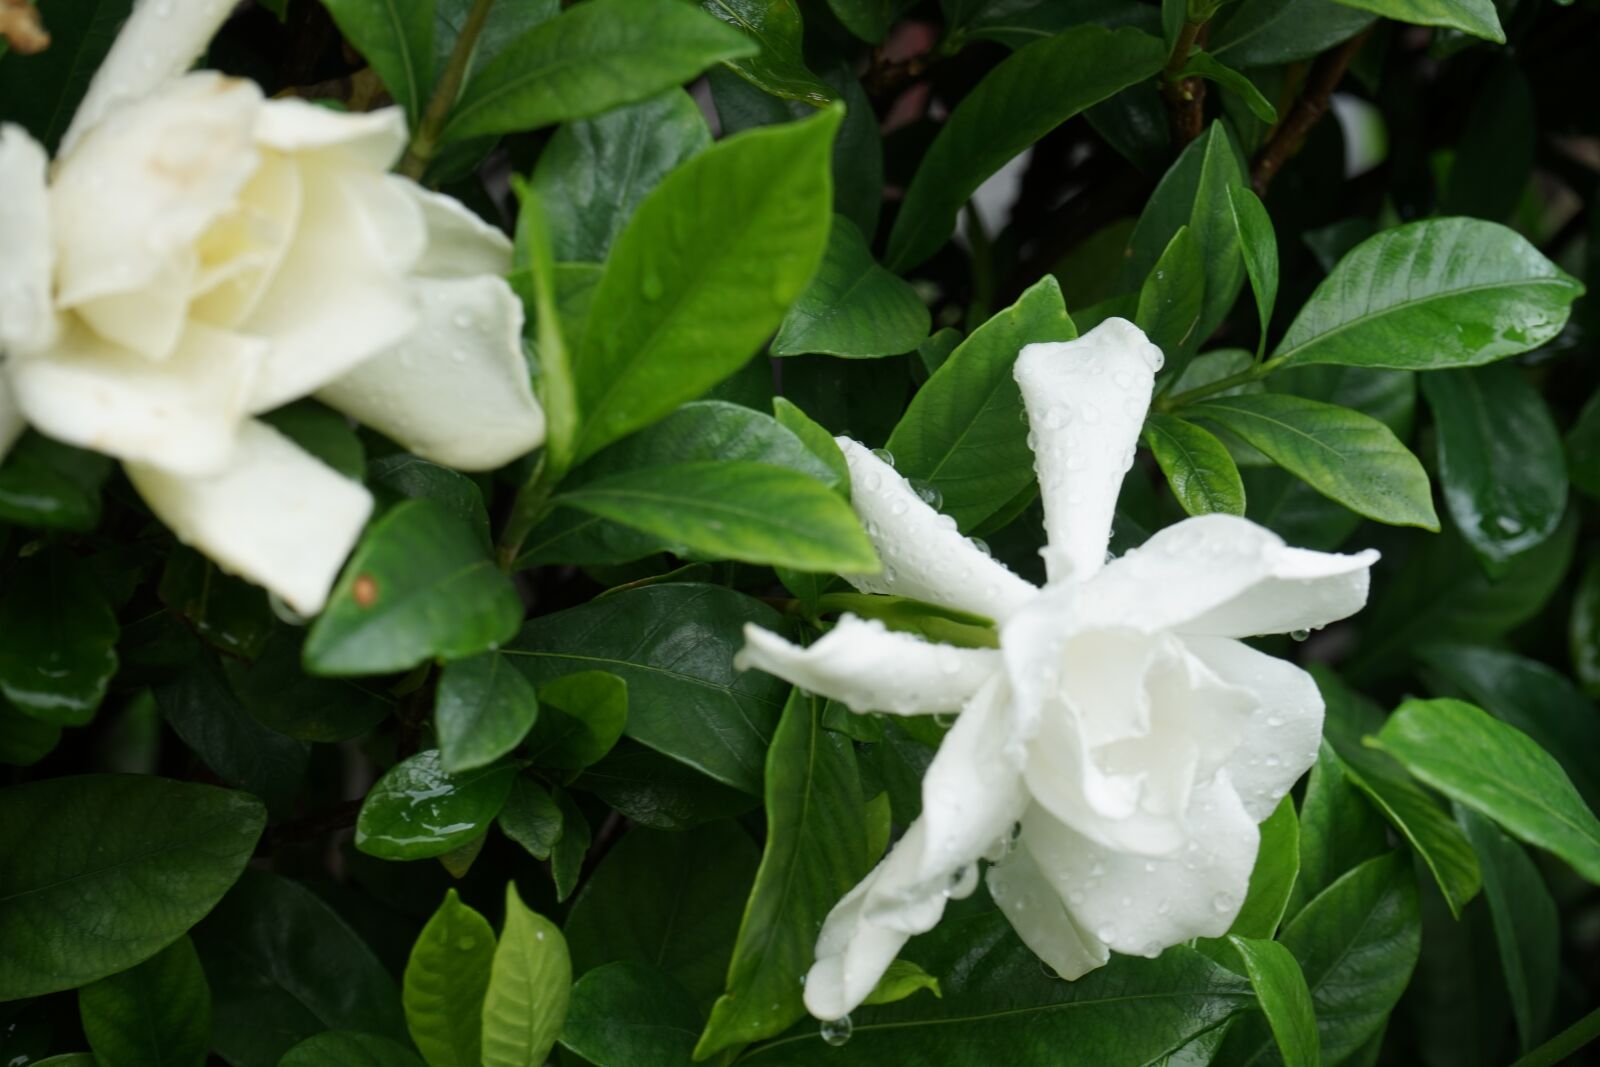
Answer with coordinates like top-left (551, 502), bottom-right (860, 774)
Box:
top-left (735, 616), bottom-right (1000, 716)
top-left (0, 124), bottom-right (56, 355)
top-left (1014, 317), bottom-right (1162, 585)
top-left (835, 436), bottom-right (1037, 622)
top-left (406, 184), bottom-right (514, 277)
top-left (254, 98), bottom-right (410, 171)
top-left (126, 421), bottom-right (373, 615)
top-left (986, 827), bottom-right (1109, 980)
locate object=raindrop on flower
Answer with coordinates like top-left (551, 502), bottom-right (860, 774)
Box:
top-left (820, 1015), bottom-right (853, 1046)
top-left (1289, 629), bottom-right (1310, 642)
top-left (910, 479), bottom-right (943, 509)
top-left (1212, 892), bottom-right (1236, 913)
top-left (934, 711), bottom-right (956, 729)
top-left (871, 448), bottom-right (895, 468)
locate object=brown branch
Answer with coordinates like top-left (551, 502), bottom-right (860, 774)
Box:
top-left (1251, 29), bottom-right (1373, 195)
top-left (1160, 22), bottom-right (1209, 148)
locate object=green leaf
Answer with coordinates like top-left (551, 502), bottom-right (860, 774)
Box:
top-left (861, 960), bottom-right (942, 1007)
top-left (565, 822), bottom-right (759, 1010)
top-left (529, 88), bottom-right (712, 263)
top-left (0, 775), bottom-right (264, 999)
top-left (572, 106), bottom-right (840, 462)
top-left (0, 697), bottom-right (59, 766)
top-left (1184, 122), bottom-right (1250, 346)
top-left (696, 691), bottom-right (869, 1056)
top-left (1135, 226), bottom-right (1205, 359)
top-left (1565, 386), bottom-right (1600, 501)
top-left (1575, 558), bottom-right (1600, 698)
top-left (0, 0), bottom-right (132, 149)
top-left (575, 742), bottom-right (759, 830)
top-left (1179, 52), bottom-right (1278, 123)
top-left (1142, 414), bottom-right (1246, 516)
top-left (357, 751), bottom-right (522, 861)
top-left (554, 460), bottom-right (877, 572)
top-left (158, 547), bottom-right (273, 660)
top-left (886, 276), bottom-right (1075, 531)
top-left (560, 962), bottom-right (703, 1067)
top-left (551, 787), bottom-right (590, 903)
top-left (1228, 185), bottom-right (1279, 355)
top-left (0, 432), bottom-right (111, 530)
top-left (771, 216), bottom-right (928, 358)
top-left (886, 25), bottom-right (1167, 271)
top-left (1370, 698), bottom-right (1600, 884)
top-left (1285, 743), bottom-right (1388, 922)
top-left (1209, 0), bottom-right (1373, 67)
top-left (192, 871), bottom-right (404, 1067)
top-left (1457, 807), bottom-right (1558, 1050)
top-left (506, 584), bottom-right (793, 794)
top-left (1228, 795), bottom-right (1301, 940)
top-left (305, 500), bottom-right (523, 676)
top-left (481, 884), bottom-right (571, 1067)
top-left (436, 653), bottom-right (541, 774)
top-left (1420, 364), bottom-right (1567, 573)
top-left (525, 670), bottom-right (627, 770)
top-left (277, 1032), bottom-right (424, 1067)
top-left (403, 889), bottom-right (496, 1067)
top-left (1221, 852), bottom-right (1420, 1066)
top-left (497, 777), bottom-right (563, 860)
top-left (225, 629), bottom-right (393, 742)
top-left (431, 0), bottom-right (560, 89)
top-left (368, 455), bottom-right (491, 549)
top-left (441, 0), bottom-right (752, 142)
top-left (1227, 937), bottom-right (1320, 1067)
top-left (261, 402), bottom-right (364, 483)
top-left (0, 548), bottom-right (117, 724)
top-left (1508, 1009), bottom-right (1600, 1067)
top-left (773, 397), bottom-right (850, 490)
top-left (79, 936), bottom-right (210, 1067)
top-left (1329, 0), bottom-right (1502, 39)
top-left (1270, 218), bottom-right (1583, 371)
top-left (824, 0), bottom-right (901, 41)
top-left (700, 0), bottom-right (835, 105)
top-left (1189, 394), bottom-right (1437, 528)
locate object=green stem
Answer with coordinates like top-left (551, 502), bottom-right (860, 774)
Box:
top-left (1155, 354), bottom-right (1287, 411)
top-left (398, 0), bottom-right (496, 181)
top-left (1510, 1006), bottom-right (1600, 1067)
top-left (495, 454), bottom-right (554, 571)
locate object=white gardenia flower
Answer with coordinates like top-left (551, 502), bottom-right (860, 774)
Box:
top-left (0, 0), bottom-right (545, 614)
top-left (737, 317), bottom-right (1378, 1021)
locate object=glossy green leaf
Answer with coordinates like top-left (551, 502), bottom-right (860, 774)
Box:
top-left (225, 629), bottom-right (393, 743)
top-left (1228, 937), bottom-right (1319, 1067)
top-left (431, 0), bottom-right (560, 87)
top-left (1271, 219), bottom-right (1583, 371)
top-left (1143, 414), bottom-right (1246, 516)
top-left (1180, 52), bottom-right (1278, 123)
top-left (862, 959), bottom-right (942, 1007)
top-left (551, 787), bottom-right (590, 903)
top-left (1186, 122), bottom-right (1250, 347)
top-left (0, 432), bottom-right (111, 530)
top-left (701, 0), bottom-right (834, 104)
top-left (555, 460), bottom-right (877, 572)
top-left (572, 106), bottom-right (839, 462)
top-left (0, 775), bottom-right (264, 999)
top-left (506, 584), bottom-right (793, 794)
top-left (1458, 807), bottom-right (1558, 1051)
top-left (887, 25), bottom-right (1166, 271)
top-left (1330, 0), bottom-right (1502, 39)
top-left (78, 936), bottom-right (209, 1067)
top-left (1189, 394), bottom-right (1437, 528)
top-left (772, 216), bottom-right (928, 358)
top-left (696, 691), bottom-right (869, 1056)
top-left (403, 889), bottom-right (496, 1067)
top-left (529, 88), bottom-right (711, 263)
top-left (0, 548), bottom-right (117, 724)
top-left (561, 963), bottom-right (701, 1067)
top-left (278, 1032), bottom-right (424, 1067)
top-left (1135, 226), bottom-right (1205, 359)
top-left (497, 777), bottom-right (564, 860)
top-left (772, 397), bottom-right (850, 490)
top-left (1209, 0), bottom-right (1373, 67)
top-left (1229, 185), bottom-right (1279, 354)
top-left (525, 670), bottom-right (627, 770)
top-left (1421, 364), bottom-right (1566, 572)
top-left (886, 276), bottom-right (1075, 531)
top-left (305, 500), bottom-right (523, 676)
top-left (573, 742), bottom-right (760, 830)
top-left (368, 455), bottom-right (491, 549)
top-left (1230, 795), bottom-right (1301, 940)
top-left (441, 0), bottom-right (751, 141)
top-left (1285, 743), bottom-right (1388, 922)
top-left (481, 884), bottom-right (571, 1067)
top-left (319, 0), bottom-right (434, 123)
top-left (357, 751), bottom-right (521, 861)
top-left (436, 653), bottom-right (540, 774)
top-left (1371, 698), bottom-right (1600, 883)
top-left (565, 822), bottom-right (759, 1009)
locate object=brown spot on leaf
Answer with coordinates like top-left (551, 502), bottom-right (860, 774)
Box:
top-left (353, 574), bottom-right (379, 608)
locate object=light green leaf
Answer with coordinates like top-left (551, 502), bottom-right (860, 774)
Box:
top-left (1189, 393), bottom-right (1436, 528)
top-left (403, 890), bottom-right (496, 1067)
top-left (0, 548), bottom-right (117, 724)
top-left (481, 885), bottom-right (571, 1067)
top-left (79, 936), bottom-right (210, 1067)
top-left (1180, 51), bottom-right (1278, 123)
top-left (1271, 218), bottom-right (1584, 371)
top-left (277, 1032), bottom-right (423, 1067)
top-left (887, 25), bottom-right (1166, 271)
top-left (1371, 698), bottom-right (1600, 884)
top-left (700, 0), bottom-right (835, 105)
top-left (771, 215), bottom-right (929, 358)
top-left (1228, 184), bottom-right (1279, 355)
top-left (696, 691), bottom-right (869, 1056)
top-left (356, 751), bottom-right (522, 861)
top-left (1329, 0), bottom-right (1502, 39)
top-left (1228, 936), bottom-right (1320, 1067)
top-left (885, 275), bottom-right (1075, 531)
top-left (304, 500), bottom-right (523, 676)
top-left (862, 959), bottom-right (942, 1006)
top-left (526, 670), bottom-right (627, 770)
top-left (0, 776), bottom-right (264, 999)
top-left (436, 653), bottom-right (540, 774)
top-left (573, 106), bottom-right (839, 461)
top-left (1142, 414), bottom-right (1246, 517)
top-left (773, 397), bottom-right (850, 491)
top-left (441, 0), bottom-right (752, 142)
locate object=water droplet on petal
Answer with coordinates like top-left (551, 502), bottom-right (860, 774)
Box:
top-left (871, 448), bottom-right (895, 468)
top-left (820, 1015), bottom-right (853, 1046)
top-left (1289, 629), bottom-right (1310, 642)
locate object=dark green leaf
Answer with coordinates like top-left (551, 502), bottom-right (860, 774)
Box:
top-left (1229, 185), bottom-right (1279, 353)
top-left (573, 741), bottom-right (760, 830)
top-left (225, 629), bottom-right (392, 743)
top-left (1574, 558), bottom-right (1600, 697)
top-left (436, 653), bottom-right (540, 774)
top-left (320, 0), bottom-right (434, 123)
top-left (1135, 226), bottom-right (1205, 359)
top-left (356, 751), bottom-right (521, 861)
top-left (402, 889), bottom-right (496, 1067)
top-left (551, 787), bottom-right (590, 903)
top-left (773, 397), bottom-right (850, 491)
top-left (481, 884), bottom-right (570, 1067)
top-left (0, 548), bottom-right (117, 724)
top-left (304, 500), bottom-right (523, 676)
top-left (772, 216), bottom-right (928, 358)
top-left (0, 697), bottom-right (59, 766)
top-left (700, 0), bottom-right (835, 104)
top-left (158, 547), bottom-right (273, 660)
top-left (278, 1032), bottom-right (423, 1067)
top-left (261, 400), bottom-right (365, 482)
top-left (562, 962), bottom-right (701, 1066)
top-left (1329, 0), bottom-right (1503, 40)
top-left (0, 0), bottom-right (132, 149)
top-left (0, 775), bottom-right (264, 999)
top-left (1228, 937), bottom-right (1319, 1067)
top-left (1228, 795), bottom-right (1301, 940)
top-left (823, 0), bottom-right (901, 41)
top-left (1209, 0), bottom-right (1373, 67)
top-left (1142, 414), bottom-right (1246, 516)
top-left (367, 455), bottom-right (491, 549)
top-left (78, 936), bottom-right (210, 1067)
top-left (0, 432), bottom-right (111, 530)
top-left (1284, 743), bottom-right (1388, 922)
top-left (497, 776), bottom-right (564, 860)
top-left (1180, 52), bottom-right (1279, 123)
top-left (1565, 386), bottom-right (1600, 501)
top-left (526, 670), bottom-right (627, 770)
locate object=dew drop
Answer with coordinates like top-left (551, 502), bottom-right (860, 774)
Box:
top-left (969, 536), bottom-right (991, 557)
top-left (1289, 629), bottom-right (1310, 642)
top-left (820, 1015), bottom-right (853, 1046)
top-left (934, 711), bottom-right (956, 729)
top-left (871, 448), bottom-right (896, 468)
top-left (1212, 892), bottom-right (1236, 914)
top-left (910, 479), bottom-right (943, 510)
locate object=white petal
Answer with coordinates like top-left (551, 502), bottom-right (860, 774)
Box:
top-left (190, 151), bottom-right (303, 329)
top-left (835, 437), bottom-right (1037, 622)
top-left (407, 185), bottom-right (513, 278)
top-left (317, 274), bottom-right (543, 470)
top-left (986, 827), bottom-right (1110, 980)
top-left (0, 374), bottom-right (24, 463)
top-left (60, 0), bottom-right (237, 155)
top-left (244, 166), bottom-right (423, 411)
top-left (735, 616), bottom-right (1001, 715)
top-left (126, 420), bottom-right (373, 615)
top-left (9, 319), bottom-right (263, 476)
top-left (1014, 317), bottom-right (1163, 585)
top-left (1086, 514), bottom-right (1378, 638)
top-left (1184, 636), bottom-right (1324, 821)
top-left (1020, 778), bottom-right (1259, 957)
top-left (0, 125), bottom-right (56, 355)
top-left (254, 99), bottom-right (409, 171)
